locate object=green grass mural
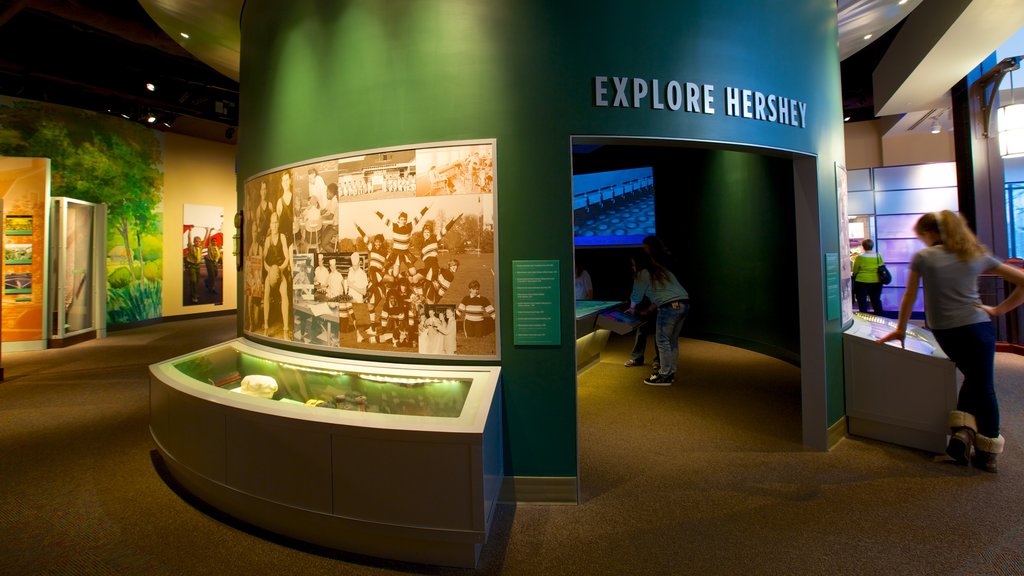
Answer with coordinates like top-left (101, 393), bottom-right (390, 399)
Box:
top-left (0, 97), bottom-right (164, 325)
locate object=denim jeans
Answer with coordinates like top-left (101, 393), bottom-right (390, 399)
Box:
top-left (932, 321), bottom-right (998, 438)
top-left (655, 300), bottom-right (689, 376)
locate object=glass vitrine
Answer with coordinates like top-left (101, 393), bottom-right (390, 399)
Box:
top-left (49, 198), bottom-right (105, 341)
top-left (149, 338), bottom-right (503, 568)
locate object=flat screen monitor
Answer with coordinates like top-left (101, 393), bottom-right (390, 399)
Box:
top-left (572, 167), bottom-right (655, 247)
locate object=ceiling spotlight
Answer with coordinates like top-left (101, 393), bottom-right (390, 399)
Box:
top-left (844, 116), bottom-right (851, 122)
top-left (145, 83), bottom-right (156, 92)
top-left (930, 118), bottom-right (941, 134)
top-left (147, 114), bottom-right (157, 123)
top-left (899, 0), bottom-right (908, 4)
top-left (863, 34), bottom-right (873, 40)
top-left (180, 32), bottom-right (190, 39)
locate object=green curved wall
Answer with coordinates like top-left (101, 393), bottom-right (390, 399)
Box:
top-left (238, 0), bottom-right (846, 479)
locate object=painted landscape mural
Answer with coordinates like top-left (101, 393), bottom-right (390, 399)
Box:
top-left (0, 97), bottom-right (164, 324)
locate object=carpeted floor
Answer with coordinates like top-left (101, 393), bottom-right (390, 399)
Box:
top-left (1, 316), bottom-right (1022, 575)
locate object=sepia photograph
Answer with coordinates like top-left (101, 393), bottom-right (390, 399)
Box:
top-left (242, 142), bottom-right (496, 357)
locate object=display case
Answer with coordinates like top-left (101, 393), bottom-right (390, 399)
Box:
top-left (150, 338), bottom-right (503, 568)
top-left (843, 312), bottom-right (957, 453)
top-left (575, 300), bottom-right (620, 372)
top-left (48, 197), bottom-right (106, 345)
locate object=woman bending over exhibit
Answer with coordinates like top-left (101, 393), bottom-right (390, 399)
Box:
top-left (625, 250), bottom-right (689, 386)
top-left (262, 211), bottom-right (291, 337)
top-left (878, 210), bottom-right (1024, 473)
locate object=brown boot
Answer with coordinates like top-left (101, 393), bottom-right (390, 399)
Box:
top-left (972, 433), bottom-right (1005, 473)
top-left (946, 411), bottom-right (977, 466)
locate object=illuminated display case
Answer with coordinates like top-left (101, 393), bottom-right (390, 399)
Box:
top-left (150, 338), bottom-right (503, 568)
top-left (574, 300), bottom-right (629, 373)
top-left (843, 312), bottom-right (957, 453)
top-left (48, 197), bottom-right (106, 344)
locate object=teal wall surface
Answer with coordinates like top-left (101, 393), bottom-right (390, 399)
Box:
top-left (238, 0), bottom-right (846, 478)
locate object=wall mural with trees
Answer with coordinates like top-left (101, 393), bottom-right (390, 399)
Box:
top-left (0, 97), bottom-right (164, 325)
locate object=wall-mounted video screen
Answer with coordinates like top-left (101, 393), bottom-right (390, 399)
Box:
top-left (572, 167), bottom-right (655, 247)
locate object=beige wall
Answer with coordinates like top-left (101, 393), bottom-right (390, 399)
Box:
top-left (844, 118), bottom-right (955, 168)
top-left (880, 132), bottom-right (955, 166)
top-left (161, 133), bottom-right (237, 317)
top-left (843, 120), bottom-right (885, 169)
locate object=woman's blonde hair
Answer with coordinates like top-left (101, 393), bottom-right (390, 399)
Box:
top-left (914, 210), bottom-right (987, 261)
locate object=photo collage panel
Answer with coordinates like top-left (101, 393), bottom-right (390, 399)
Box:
top-left (243, 142), bottom-right (497, 358)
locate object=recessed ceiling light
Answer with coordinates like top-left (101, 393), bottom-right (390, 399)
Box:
top-left (180, 32), bottom-right (190, 39)
top-left (145, 83), bottom-right (156, 92)
top-left (899, 0), bottom-right (908, 5)
top-left (844, 116), bottom-right (851, 122)
top-left (864, 34), bottom-right (873, 40)
top-left (147, 115), bottom-right (157, 123)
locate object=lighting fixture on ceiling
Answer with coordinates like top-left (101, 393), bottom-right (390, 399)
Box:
top-left (863, 34), bottom-right (872, 40)
top-left (999, 64), bottom-right (1024, 158)
top-left (147, 114), bottom-right (157, 123)
top-left (930, 117), bottom-right (941, 134)
top-left (976, 55), bottom-right (1023, 158)
top-left (180, 32), bottom-right (190, 39)
top-left (145, 83), bottom-right (156, 92)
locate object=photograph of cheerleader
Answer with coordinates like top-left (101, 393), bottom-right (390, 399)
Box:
top-left (338, 191), bottom-right (495, 357)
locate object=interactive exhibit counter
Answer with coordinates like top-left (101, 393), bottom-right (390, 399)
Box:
top-left (574, 300), bottom-right (641, 372)
top-left (149, 338), bottom-right (503, 568)
top-left (843, 312), bottom-right (956, 453)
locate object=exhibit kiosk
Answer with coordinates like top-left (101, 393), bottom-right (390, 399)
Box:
top-left (48, 197), bottom-right (106, 346)
top-left (843, 312), bottom-right (957, 453)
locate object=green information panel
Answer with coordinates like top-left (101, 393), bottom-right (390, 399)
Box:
top-left (825, 252), bottom-right (840, 321)
top-left (512, 260), bottom-right (560, 345)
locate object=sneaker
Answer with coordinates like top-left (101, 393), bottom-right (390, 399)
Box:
top-left (644, 372), bottom-right (674, 386)
top-left (946, 428), bottom-right (974, 466)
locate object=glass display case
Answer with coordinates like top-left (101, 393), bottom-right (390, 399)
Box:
top-left (574, 300), bottom-right (621, 373)
top-left (150, 338), bottom-right (503, 568)
top-left (574, 299), bottom-right (643, 373)
top-left (843, 312), bottom-right (957, 453)
top-left (48, 197), bottom-right (106, 344)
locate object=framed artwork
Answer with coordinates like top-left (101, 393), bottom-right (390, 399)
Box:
top-left (4, 214), bottom-right (32, 236)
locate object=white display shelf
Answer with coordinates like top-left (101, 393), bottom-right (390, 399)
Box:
top-left (149, 337), bottom-right (503, 568)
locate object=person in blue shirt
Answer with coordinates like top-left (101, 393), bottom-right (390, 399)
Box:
top-left (625, 250), bottom-right (689, 386)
